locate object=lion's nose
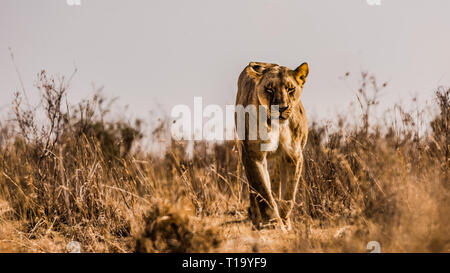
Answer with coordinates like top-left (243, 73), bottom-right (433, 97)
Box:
top-left (279, 106), bottom-right (289, 113)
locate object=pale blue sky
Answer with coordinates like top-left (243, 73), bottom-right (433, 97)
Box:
top-left (1, 0), bottom-right (449, 122)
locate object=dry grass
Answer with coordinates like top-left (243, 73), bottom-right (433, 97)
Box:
top-left (0, 70), bottom-right (448, 253)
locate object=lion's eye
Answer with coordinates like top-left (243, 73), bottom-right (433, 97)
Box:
top-left (288, 87), bottom-right (296, 94)
top-left (265, 87), bottom-right (274, 94)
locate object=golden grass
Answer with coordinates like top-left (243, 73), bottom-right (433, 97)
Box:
top-left (0, 71), bottom-right (448, 252)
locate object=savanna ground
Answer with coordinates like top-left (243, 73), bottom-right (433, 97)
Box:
top-left (0, 70), bottom-right (448, 253)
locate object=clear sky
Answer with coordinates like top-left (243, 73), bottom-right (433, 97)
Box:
top-left (1, 0), bottom-right (449, 122)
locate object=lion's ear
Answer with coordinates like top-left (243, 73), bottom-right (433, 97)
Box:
top-left (248, 62), bottom-right (278, 80)
top-left (247, 62), bottom-right (265, 79)
top-left (294, 62), bottom-right (309, 84)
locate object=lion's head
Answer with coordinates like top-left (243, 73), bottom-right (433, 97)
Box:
top-left (246, 62), bottom-right (309, 123)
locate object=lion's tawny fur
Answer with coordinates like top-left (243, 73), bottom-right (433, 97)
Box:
top-left (235, 61), bottom-right (309, 230)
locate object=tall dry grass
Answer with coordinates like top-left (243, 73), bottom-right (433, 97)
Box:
top-left (0, 70), bottom-right (448, 252)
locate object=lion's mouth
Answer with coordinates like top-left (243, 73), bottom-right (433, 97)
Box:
top-left (277, 114), bottom-right (289, 124)
top-left (280, 110), bottom-right (291, 120)
top-left (279, 116), bottom-right (289, 124)
top-left (269, 109), bottom-right (290, 123)
top-left (269, 111), bottom-right (289, 122)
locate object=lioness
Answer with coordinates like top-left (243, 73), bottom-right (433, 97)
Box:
top-left (235, 62), bottom-right (309, 230)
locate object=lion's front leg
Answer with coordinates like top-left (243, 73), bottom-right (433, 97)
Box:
top-left (242, 151), bottom-right (284, 230)
top-left (278, 154), bottom-right (303, 230)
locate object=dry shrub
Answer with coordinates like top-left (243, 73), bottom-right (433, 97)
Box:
top-left (294, 79), bottom-right (450, 252)
top-left (1, 70), bottom-right (142, 252)
top-left (0, 69), bottom-right (448, 252)
top-left (135, 201), bottom-right (222, 253)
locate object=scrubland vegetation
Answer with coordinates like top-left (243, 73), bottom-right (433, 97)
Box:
top-left (0, 70), bottom-right (448, 252)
